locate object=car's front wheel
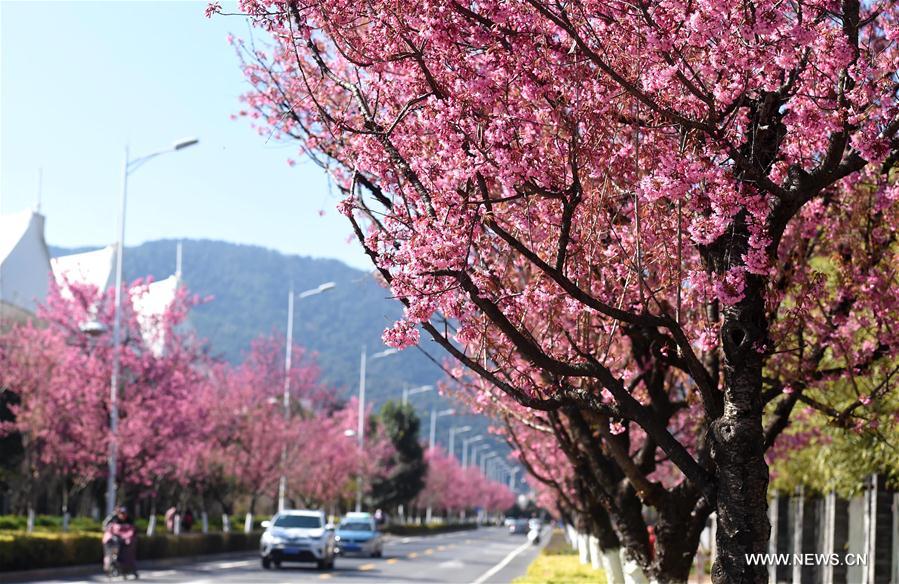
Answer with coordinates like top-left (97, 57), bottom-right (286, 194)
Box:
top-left (316, 558), bottom-right (334, 570)
top-left (261, 556), bottom-right (272, 570)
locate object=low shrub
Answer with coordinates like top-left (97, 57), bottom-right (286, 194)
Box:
top-left (0, 515), bottom-right (103, 533)
top-left (513, 530), bottom-right (604, 584)
top-left (0, 513), bottom-right (264, 535)
top-left (0, 531), bottom-right (260, 572)
top-left (541, 529), bottom-right (577, 556)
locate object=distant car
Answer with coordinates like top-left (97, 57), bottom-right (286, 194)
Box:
top-left (509, 518), bottom-right (529, 535)
top-left (335, 516), bottom-right (384, 557)
top-left (259, 509), bottom-right (336, 570)
top-left (503, 517), bottom-right (515, 527)
top-left (528, 518), bottom-right (542, 531)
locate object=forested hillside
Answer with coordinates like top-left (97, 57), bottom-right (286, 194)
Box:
top-left (51, 240), bottom-right (448, 412)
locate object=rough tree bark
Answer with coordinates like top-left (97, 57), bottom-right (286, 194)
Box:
top-left (708, 229), bottom-right (771, 583)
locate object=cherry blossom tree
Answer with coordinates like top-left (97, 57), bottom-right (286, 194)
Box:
top-left (0, 278), bottom-right (212, 516)
top-left (415, 447), bottom-right (514, 515)
top-left (221, 1), bottom-right (899, 581)
top-left (287, 398), bottom-right (394, 509)
top-left (207, 336), bottom-right (325, 516)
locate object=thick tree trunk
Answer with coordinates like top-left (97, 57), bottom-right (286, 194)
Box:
top-left (710, 279), bottom-right (770, 583)
top-left (654, 488), bottom-right (710, 583)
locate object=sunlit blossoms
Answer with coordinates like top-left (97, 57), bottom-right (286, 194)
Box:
top-left (229, 1), bottom-right (899, 581)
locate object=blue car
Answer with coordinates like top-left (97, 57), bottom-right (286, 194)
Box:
top-left (334, 516), bottom-right (383, 557)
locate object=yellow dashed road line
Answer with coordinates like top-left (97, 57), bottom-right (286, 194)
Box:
top-left (387, 558), bottom-right (399, 564)
top-left (437, 545), bottom-right (447, 551)
top-left (359, 563), bottom-right (376, 571)
top-left (407, 552), bottom-right (418, 558)
top-left (424, 548), bottom-right (434, 555)
top-left (318, 574), bottom-right (332, 580)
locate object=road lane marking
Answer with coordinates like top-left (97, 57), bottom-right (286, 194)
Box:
top-left (209, 560), bottom-right (253, 569)
top-left (471, 540), bottom-right (533, 584)
top-left (424, 548), bottom-right (434, 555)
top-left (438, 560), bottom-right (465, 568)
top-left (407, 552), bottom-right (418, 558)
top-left (319, 574), bottom-right (333, 580)
top-left (437, 545), bottom-right (446, 551)
top-left (144, 570), bottom-right (177, 577)
top-left (387, 558), bottom-right (398, 564)
top-left (401, 537), bottom-right (412, 543)
top-left (359, 563), bottom-right (376, 571)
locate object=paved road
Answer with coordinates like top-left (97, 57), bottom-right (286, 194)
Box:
top-left (36, 527), bottom-right (544, 584)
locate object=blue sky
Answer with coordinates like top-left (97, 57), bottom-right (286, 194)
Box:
top-left (1, 1), bottom-right (369, 270)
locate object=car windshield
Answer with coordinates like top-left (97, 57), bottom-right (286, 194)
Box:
top-left (273, 515), bottom-right (322, 529)
top-left (339, 522), bottom-right (373, 532)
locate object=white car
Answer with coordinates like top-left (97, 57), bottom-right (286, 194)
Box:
top-left (260, 509), bottom-right (336, 570)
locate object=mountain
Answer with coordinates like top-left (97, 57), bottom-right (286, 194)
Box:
top-left (48, 240), bottom-right (493, 442)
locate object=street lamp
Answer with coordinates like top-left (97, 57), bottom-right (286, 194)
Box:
top-left (462, 435), bottom-right (483, 468)
top-left (79, 320), bottom-right (108, 337)
top-left (402, 384), bottom-right (433, 406)
top-left (355, 346), bottom-right (398, 511)
top-left (487, 458), bottom-right (503, 481)
top-left (480, 452), bottom-right (499, 475)
top-left (106, 137), bottom-right (198, 516)
top-left (470, 444), bottom-right (490, 469)
top-left (448, 426), bottom-right (471, 460)
top-left (508, 467), bottom-right (520, 490)
top-left (278, 281), bottom-right (336, 512)
top-left (428, 408), bottom-right (455, 450)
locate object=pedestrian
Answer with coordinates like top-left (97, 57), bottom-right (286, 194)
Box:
top-left (102, 505), bottom-right (139, 579)
top-left (182, 508), bottom-right (194, 532)
top-left (165, 506), bottom-right (178, 532)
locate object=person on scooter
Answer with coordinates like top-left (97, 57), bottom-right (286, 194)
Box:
top-left (103, 505), bottom-right (139, 579)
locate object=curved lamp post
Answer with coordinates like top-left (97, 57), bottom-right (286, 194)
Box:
top-left (106, 137), bottom-right (198, 517)
top-left (278, 281), bottom-right (336, 512)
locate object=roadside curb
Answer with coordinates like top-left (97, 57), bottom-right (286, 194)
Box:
top-left (0, 550), bottom-right (255, 583)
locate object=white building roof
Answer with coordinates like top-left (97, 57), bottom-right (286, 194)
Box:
top-left (50, 244), bottom-right (116, 294)
top-left (131, 274), bottom-right (180, 357)
top-left (2, 209), bottom-right (182, 354)
top-left (0, 210), bottom-right (52, 320)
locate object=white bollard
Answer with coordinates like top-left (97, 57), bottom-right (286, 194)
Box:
top-left (222, 513), bottom-right (231, 533)
top-left (565, 524), bottom-right (578, 548)
top-left (577, 532), bottom-right (590, 564)
top-left (602, 548), bottom-right (626, 584)
top-left (244, 511), bottom-right (253, 534)
top-left (588, 534), bottom-right (602, 570)
top-left (26, 507), bottom-right (35, 533)
top-left (619, 547), bottom-right (650, 584)
top-left (147, 514), bottom-right (157, 536)
top-left (174, 513), bottom-right (181, 536)
top-left (201, 511), bottom-right (209, 534)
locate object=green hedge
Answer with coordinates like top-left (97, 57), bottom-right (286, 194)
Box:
top-left (0, 514), bottom-right (267, 535)
top-left (0, 531), bottom-right (260, 572)
top-left (382, 522), bottom-right (478, 536)
top-left (0, 515), bottom-right (103, 533)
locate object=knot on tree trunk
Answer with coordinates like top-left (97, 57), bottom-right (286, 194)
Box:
top-left (721, 319), bottom-right (762, 364)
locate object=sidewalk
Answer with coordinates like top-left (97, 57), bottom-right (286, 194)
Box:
top-left (0, 550), bottom-right (256, 583)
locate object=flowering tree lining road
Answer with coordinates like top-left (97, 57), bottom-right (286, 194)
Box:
top-left (0, 278), bottom-right (512, 524)
top-left (219, 0), bottom-right (899, 581)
